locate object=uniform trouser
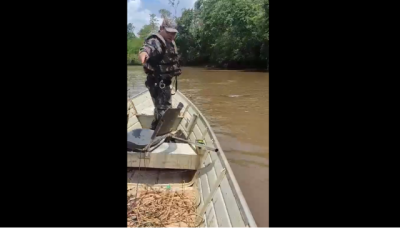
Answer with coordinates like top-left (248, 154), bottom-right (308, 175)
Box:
top-left (145, 76), bottom-right (172, 130)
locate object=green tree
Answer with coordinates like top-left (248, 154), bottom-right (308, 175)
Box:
top-left (149, 13), bottom-right (159, 32)
top-left (138, 25), bottom-right (153, 39)
top-left (174, 0), bottom-right (269, 69)
top-left (127, 22), bottom-right (142, 65)
top-left (128, 13), bottom-right (164, 65)
top-left (138, 14), bottom-right (160, 39)
top-left (127, 37), bottom-right (144, 65)
top-left (127, 23), bottom-right (136, 39)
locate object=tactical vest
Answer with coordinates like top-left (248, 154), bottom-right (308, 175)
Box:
top-left (143, 33), bottom-right (181, 80)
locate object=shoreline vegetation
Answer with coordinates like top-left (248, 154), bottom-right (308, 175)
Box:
top-left (128, 0), bottom-right (269, 71)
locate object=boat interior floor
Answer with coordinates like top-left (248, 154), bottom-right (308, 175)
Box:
top-left (127, 168), bottom-right (196, 185)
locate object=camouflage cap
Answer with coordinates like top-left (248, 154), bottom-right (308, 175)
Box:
top-left (161, 18), bottom-right (178, 33)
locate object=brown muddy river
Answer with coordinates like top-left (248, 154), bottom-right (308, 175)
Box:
top-left (128, 66), bottom-right (269, 227)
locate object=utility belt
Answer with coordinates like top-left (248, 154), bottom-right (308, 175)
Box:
top-left (146, 74), bottom-right (178, 94)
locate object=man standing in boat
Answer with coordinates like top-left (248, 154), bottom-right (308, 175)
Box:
top-left (138, 18), bottom-right (181, 130)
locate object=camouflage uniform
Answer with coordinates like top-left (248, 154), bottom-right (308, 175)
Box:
top-left (139, 19), bottom-right (181, 130)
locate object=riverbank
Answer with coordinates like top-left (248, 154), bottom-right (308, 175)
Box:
top-left (179, 60), bottom-right (269, 72)
top-left (203, 65), bottom-right (268, 72)
top-left (181, 64), bottom-right (269, 72)
top-left (128, 64), bottom-right (268, 72)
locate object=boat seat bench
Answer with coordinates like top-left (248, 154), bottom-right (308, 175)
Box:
top-left (140, 107), bottom-right (155, 116)
top-left (127, 142), bottom-right (199, 170)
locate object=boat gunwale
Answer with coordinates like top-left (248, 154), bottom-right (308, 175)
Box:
top-left (176, 90), bottom-right (257, 228)
top-left (128, 89), bottom-right (257, 227)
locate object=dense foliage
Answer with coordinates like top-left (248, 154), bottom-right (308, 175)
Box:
top-left (127, 0), bottom-right (269, 69)
top-left (176, 0), bottom-right (269, 69)
top-left (127, 14), bottom-right (160, 65)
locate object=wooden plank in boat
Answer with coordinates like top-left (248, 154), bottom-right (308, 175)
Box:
top-left (212, 187), bottom-right (232, 227)
top-left (205, 163), bottom-right (231, 227)
top-left (197, 178), bottom-right (207, 227)
top-left (198, 173), bottom-right (218, 227)
top-left (210, 151), bottom-right (246, 227)
top-left (205, 202), bottom-right (218, 227)
top-left (197, 118), bottom-right (207, 135)
top-left (203, 153), bottom-right (232, 227)
top-left (204, 153), bottom-right (216, 194)
top-left (186, 114), bottom-right (198, 135)
top-left (200, 152), bottom-right (214, 216)
top-left (204, 132), bottom-right (214, 147)
top-left (182, 112), bottom-right (192, 131)
top-left (187, 105), bottom-right (197, 117)
top-left (200, 170), bottom-right (210, 204)
top-left (198, 175), bottom-right (205, 203)
top-left (193, 124), bottom-right (203, 140)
